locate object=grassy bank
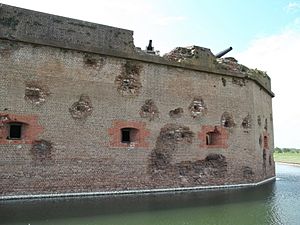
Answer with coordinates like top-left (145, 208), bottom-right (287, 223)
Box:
top-left (273, 152), bottom-right (300, 164)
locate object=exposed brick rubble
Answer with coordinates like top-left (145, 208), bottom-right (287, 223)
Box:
top-left (163, 46), bottom-right (214, 63)
top-left (115, 61), bottom-right (142, 96)
top-left (188, 97), bottom-right (207, 118)
top-left (69, 95), bottom-right (93, 119)
top-left (242, 114), bottom-right (252, 129)
top-left (242, 166), bottom-right (254, 181)
top-left (217, 57), bottom-right (249, 73)
top-left (221, 112), bottom-right (235, 128)
top-left (169, 107), bottom-right (184, 118)
top-left (24, 82), bottom-right (50, 105)
top-left (149, 124), bottom-right (227, 187)
top-left (149, 124), bottom-right (194, 170)
top-left (140, 99), bottom-right (159, 121)
top-left (232, 77), bottom-right (246, 86)
top-left (217, 57), bottom-right (269, 81)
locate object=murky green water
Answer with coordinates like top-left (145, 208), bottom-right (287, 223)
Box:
top-left (1, 164), bottom-right (299, 225)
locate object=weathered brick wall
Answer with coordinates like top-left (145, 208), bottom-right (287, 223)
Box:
top-left (0, 5), bottom-right (275, 197)
top-left (0, 38), bottom-right (274, 196)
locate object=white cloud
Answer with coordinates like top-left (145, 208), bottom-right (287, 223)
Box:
top-left (286, 2), bottom-right (300, 12)
top-left (237, 30), bottom-right (300, 148)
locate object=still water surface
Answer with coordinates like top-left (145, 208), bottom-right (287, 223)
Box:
top-left (0, 163), bottom-right (300, 225)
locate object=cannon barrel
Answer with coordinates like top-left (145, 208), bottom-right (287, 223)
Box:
top-left (215, 47), bottom-right (233, 58)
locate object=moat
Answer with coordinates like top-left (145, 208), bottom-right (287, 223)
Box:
top-left (0, 164), bottom-right (299, 225)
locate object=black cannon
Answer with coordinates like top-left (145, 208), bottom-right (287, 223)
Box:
top-left (215, 47), bottom-right (233, 58)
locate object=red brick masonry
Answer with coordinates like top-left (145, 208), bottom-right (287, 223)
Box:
top-left (0, 113), bottom-right (43, 144)
top-left (108, 120), bottom-right (150, 148)
top-left (198, 125), bottom-right (229, 148)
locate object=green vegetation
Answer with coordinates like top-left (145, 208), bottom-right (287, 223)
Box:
top-left (273, 147), bottom-right (300, 164)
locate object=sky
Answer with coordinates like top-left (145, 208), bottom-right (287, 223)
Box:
top-left (1, 0), bottom-right (300, 148)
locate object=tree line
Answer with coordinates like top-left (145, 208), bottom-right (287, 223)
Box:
top-left (274, 147), bottom-right (300, 153)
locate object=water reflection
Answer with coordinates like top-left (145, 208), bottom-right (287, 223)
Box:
top-left (0, 164), bottom-right (299, 225)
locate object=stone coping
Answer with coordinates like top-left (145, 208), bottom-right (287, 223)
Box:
top-left (0, 176), bottom-right (275, 201)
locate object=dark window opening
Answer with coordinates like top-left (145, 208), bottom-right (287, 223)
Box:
top-left (206, 130), bottom-right (220, 145)
top-left (8, 123), bottom-right (22, 139)
top-left (121, 128), bottom-right (138, 144)
top-left (206, 134), bottom-right (211, 145)
top-left (121, 128), bottom-right (131, 143)
top-left (263, 135), bottom-right (268, 149)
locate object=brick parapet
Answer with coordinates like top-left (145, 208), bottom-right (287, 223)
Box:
top-left (0, 4), bottom-right (273, 97)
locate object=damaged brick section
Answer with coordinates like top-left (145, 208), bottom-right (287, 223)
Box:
top-left (83, 53), bottom-right (105, 70)
top-left (169, 107), bottom-right (184, 118)
top-left (242, 114), bottom-right (252, 129)
top-left (221, 112), bottom-right (235, 128)
top-left (188, 97), bottom-right (207, 118)
top-left (31, 139), bottom-right (53, 161)
top-left (140, 99), bottom-right (159, 121)
top-left (221, 77), bottom-right (226, 86)
top-left (163, 46), bottom-right (215, 64)
top-left (217, 57), bottom-right (249, 74)
top-left (149, 124), bottom-right (227, 186)
top-left (242, 166), bottom-right (254, 181)
top-left (175, 154), bottom-right (227, 182)
top-left (25, 81), bottom-right (50, 105)
top-left (69, 95), bottom-right (93, 119)
top-left (149, 124), bottom-right (194, 170)
top-left (115, 61), bottom-right (142, 96)
top-left (257, 115), bottom-right (262, 126)
top-left (232, 77), bottom-right (246, 86)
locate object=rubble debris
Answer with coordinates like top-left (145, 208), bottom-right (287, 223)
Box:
top-left (221, 77), bottom-right (226, 86)
top-left (115, 61), bottom-right (142, 96)
top-left (149, 124), bottom-right (227, 185)
top-left (257, 115), bottom-right (262, 126)
top-left (232, 77), bottom-right (246, 86)
top-left (217, 57), bottom-right (249, 73)
top-left (31, 139), bottom-right (53, 160)
top-left (158, 124), bottom-right (194, 144)
top-left (149, 124), bottom-right (194, 171)
top-left (221, 112), bottom-right (235, 128)
top-left (24, 82), bottom-right (50, 105)
top-left (69, 95), bottom-right (93, 119)
top-left (242, 166), bottom-right (254, 180)
top-left (169, 107), bottom-right (184, 118)
top-left (188, 97), bottom-right (207, 118)
top-left (163, 46), bottom-right (214, 64)
top-left (177, 154), bottom-right (227, 179)
top-left (241, 114), bottom-right (252, 129)
top-left (140, 99), bottom-right (159, 121)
